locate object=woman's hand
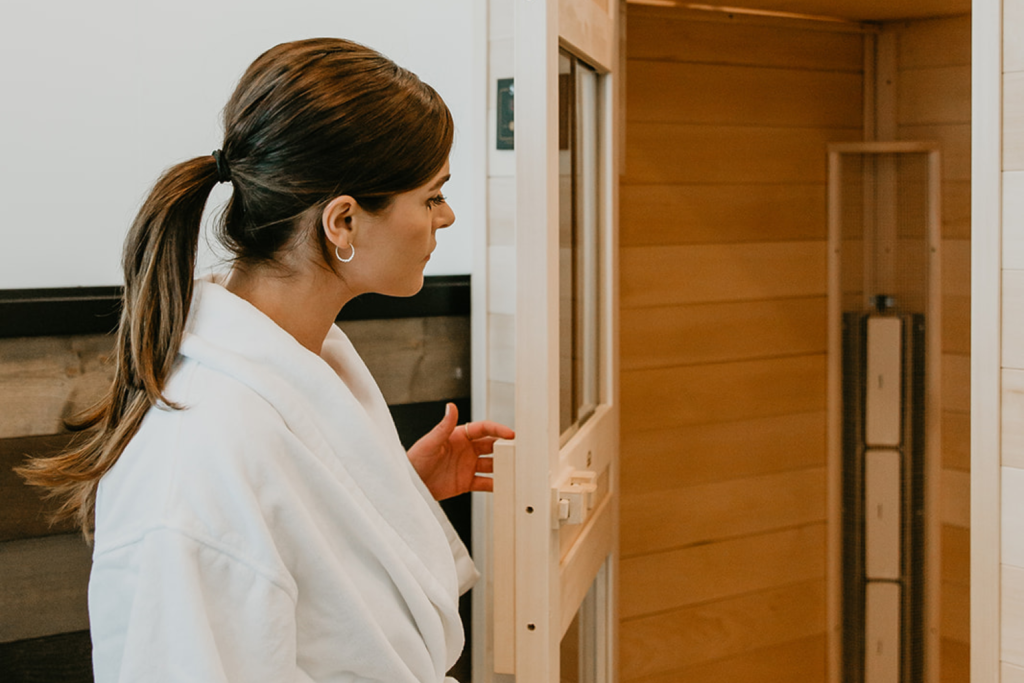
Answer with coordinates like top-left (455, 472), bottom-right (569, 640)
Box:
top-left (407, 402), bottom-right (515, 501)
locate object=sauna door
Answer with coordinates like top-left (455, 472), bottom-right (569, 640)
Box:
top-left (489, 1), bottom-right (621, 681)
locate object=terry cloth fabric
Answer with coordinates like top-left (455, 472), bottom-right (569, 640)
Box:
top-left (89, 277), bottom-right (478, 683)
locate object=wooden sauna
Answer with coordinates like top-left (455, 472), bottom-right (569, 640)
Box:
top-left (618, 1), bottom-right (971, 681)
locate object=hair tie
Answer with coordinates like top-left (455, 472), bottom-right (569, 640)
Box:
top-left (212, 149), bottom-right (231, 184)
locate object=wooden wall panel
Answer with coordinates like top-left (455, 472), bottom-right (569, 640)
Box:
top-left (1008, 72), bottom-right (1024, 171)
top-left (621, 468), bottom-right (826, 558)
top-left (620, 411), bottom-right (825, 494)
top-left (621, 297), bottom-right (827, 370)
top-left (626, 7), bottom-right (864, 70)
top-left (628, 635), bottom-right (826, 683)
top-left (620, 524), bottom-right (825, 618)
top-left (625, 124), bottom-right (860, 185)
top-left (619, 9), bottom-right (860, 679)
top-left (622, 355), bottom-right (826, 433)
top-left (620, 184), bottom-right (826, 247)
top-left (621, 242), bottom-right (826, 308)
top-left (619, 579), bottom-right (826, 680)
top-left (898, 66), bottom-right (972, 125)
top-left (627, 62), bottom-right (862, 127)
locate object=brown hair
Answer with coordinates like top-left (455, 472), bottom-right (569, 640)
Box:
top-left (17, 38), bottom-right (454, 537)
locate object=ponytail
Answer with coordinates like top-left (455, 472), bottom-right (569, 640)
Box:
top-left (17, 156), bottom-right (220, 538)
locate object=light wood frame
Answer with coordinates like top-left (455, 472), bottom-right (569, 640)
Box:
top-left (827, 141), bottom-right (943, 683)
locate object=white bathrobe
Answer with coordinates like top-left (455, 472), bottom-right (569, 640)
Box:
top-left (88, 278), bottom-right (478, 683)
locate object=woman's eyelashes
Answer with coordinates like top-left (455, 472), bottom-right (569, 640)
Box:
top-left (427, 193), bottom-right (446, 208)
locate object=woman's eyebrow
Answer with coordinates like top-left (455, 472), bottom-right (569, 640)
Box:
top-left (429, 174), bottom-right (451, 191)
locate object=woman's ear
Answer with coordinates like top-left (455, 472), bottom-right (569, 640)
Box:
top-left (321, 195), bottom-right (358, 251)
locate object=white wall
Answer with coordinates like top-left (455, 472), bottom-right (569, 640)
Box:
top-left (0, 0), bottom-right (482, 289)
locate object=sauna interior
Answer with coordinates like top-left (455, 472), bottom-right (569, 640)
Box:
top-left (618, 0), bottom-right (970, 681)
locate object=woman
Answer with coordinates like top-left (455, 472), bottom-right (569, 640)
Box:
top-left (19, 38), bottom-right (512, 682)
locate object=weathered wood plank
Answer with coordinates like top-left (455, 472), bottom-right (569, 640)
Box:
top-left (0, 434), bottom-right (79, 541)
top-left (0, 630), bottom-right (93, 683)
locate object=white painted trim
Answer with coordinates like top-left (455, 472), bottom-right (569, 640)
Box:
top-left (971, 0), bottom-right (1004, 681)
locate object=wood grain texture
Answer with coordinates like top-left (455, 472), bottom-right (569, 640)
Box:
top-left (621, 297), bottom-right (826, 370)
top-left (941, 468), bottom-right (970, 529)
top-left (941, 353), bottom-right (970, 415)
top-left (620, 524), bottom-right (825, 618)
top-left (941, 410), bottom-right (970, 472)
top-left (1007, 73), bottom-right (1024, 171)
top-left (624, 124), bottom-right (861, 185)
top-left (942, 523), bottom-right (970, 586)
top-left (896, 15), bottom-right (972, 69)
top-left (621, 242), bottom-right (826, 309)
top-left (0, 534), bottom-right (91, 643)
top-left (1004, 466), bottom-right (1024, 569)
top-left (1006, 660), bottom-right (1024, 683)
top-left (620, 411), bottom-right (825, 494)
top-left (620, 183), bottom-right (826, 247)
top-left (619, 579), bottom-right (825, 680)
top-left (897, 66), bottom-right (972, 126)
top-left (1005, 172), bottom-right (1024, 269)
top-left (625, 8), bottom-right (864, 70)
top-left (620, 468), bottom-right (826, 557)
top-left (942, 239), bottom-right (971, 297)
top-left (339, 317), bottom-right (470, 406)
top-left (896, 123), bottom-right (971, 181)
top-left (0, 434), bottom-right (79, 542)
top-left (943, 294), bottom-right (971, 356)
top-left (941, 579), bottom-right (970, 644)
top-left (0, 335), bottom-right (113, 439)
top-left (622, 355), bottom-right (826, 433)
top-left (1004, 270), bottom-right (1024, 370)
top-left (622, 634), bottom-right (825, 683)
top-left (627, 61), bottom-right (862, 127)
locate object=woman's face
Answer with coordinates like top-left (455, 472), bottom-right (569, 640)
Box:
top-left (348, 161), bottom-right (455, 297)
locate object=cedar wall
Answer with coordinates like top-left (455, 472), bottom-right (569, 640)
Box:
top-left (619, 5), bottom-right (971, 682)
top-left (888, 14), bottom-right (973, 683)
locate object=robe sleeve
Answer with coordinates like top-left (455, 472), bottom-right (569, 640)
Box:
top-left (90, 527), bottom-right (310, 683)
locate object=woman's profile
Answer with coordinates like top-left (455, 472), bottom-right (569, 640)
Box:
top-left (18, 37), bottom-right (512, 683)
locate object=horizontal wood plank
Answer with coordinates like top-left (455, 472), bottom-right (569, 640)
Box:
top-left (943, 294), bottom-right (971, 356)
top-left (942, 523), bottom-right (970, 586)
top-left (941, 468), bottom-right (970, 529)
top-left (622, 241), bottom-right (826, 309)
top-left (619, 579), bottom-right (825, 680)
top-left (624, 124), bottom-right (861, 185)
top-left (941, 579), bottom-right (970, 644)
top-left (626, 9), bottom-right (864, 71)
top-left (621, 297), bottom-right (826, 370)
top-left (622, 355), bottom-right (826, 433)
top-left (897, 66), bottom-right (972, 126)
top-left (621, 467), bottom-right (826, 557)
top-left (0, 534), bottom-right (91, 643)
top-left (895, 15), bottom-right (972, 69)
top-left (624, 634), bottom-right (825, 683)
top-left (896, 123), bottom-right (971, 181)
top-left (1006, 172), bottom-right (1024, 269)
top-left (942, 353), bottom-right (970, 415)
top-left (620, 183), bottom-right (826, 247)
top-left (1009, 0), bottom-right (1024, 72)
top-left (1005, 564), bottom-right (1024, 667)
top-left (942, 410), bottom-right (970, 472)
top-left (627, 61), bottom-right (862, 128)
top-left (620, 411), bottom-right (825, 495)
top-left (620, 524), bottom-right (825, 618)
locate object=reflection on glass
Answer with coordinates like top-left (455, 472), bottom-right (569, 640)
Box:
top-left (559, 49), bottom-right (601, 439)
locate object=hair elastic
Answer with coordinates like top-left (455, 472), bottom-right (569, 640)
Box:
top-left (335, 244), bottom-right (355, 263)
top-left (212, 150), bottom-right (231, 184)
